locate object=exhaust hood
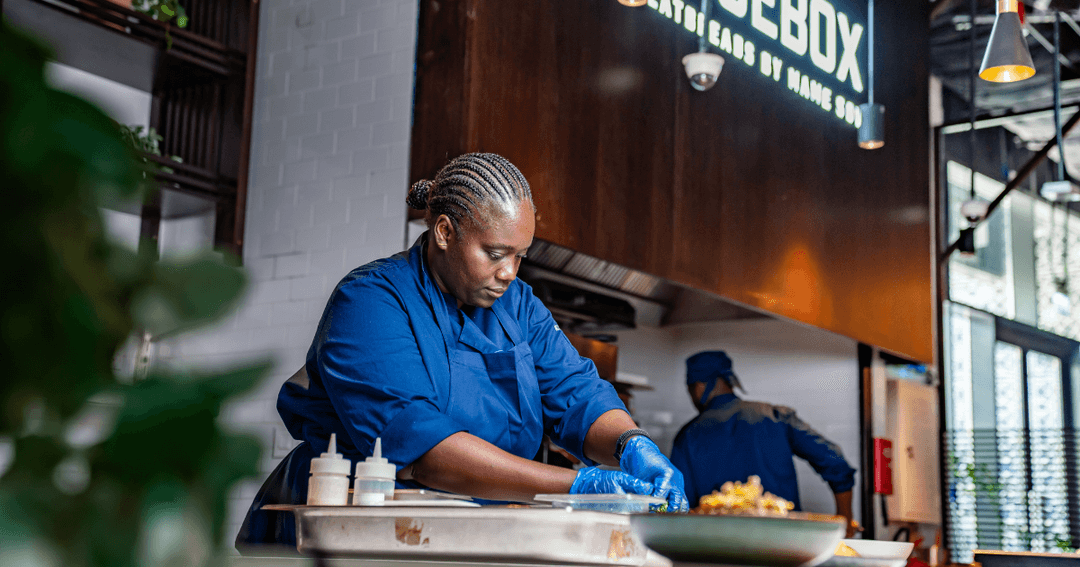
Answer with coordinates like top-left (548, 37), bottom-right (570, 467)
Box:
top-left (520, 239), bottom-right (766, 334)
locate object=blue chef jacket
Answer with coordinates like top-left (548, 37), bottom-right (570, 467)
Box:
top-left (237, 235), bottom-right (626, 548)
top-left (669, 393), bottom-right (856, 510)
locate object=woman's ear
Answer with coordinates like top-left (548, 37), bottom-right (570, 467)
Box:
top-left (433, 214), bottom-right (454, 250)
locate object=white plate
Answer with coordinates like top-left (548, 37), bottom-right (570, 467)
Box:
top-left (818, 557), bottom-right (907, 567)
top-left (630, 513), bottom-right (846, 567)
top-left (839, 539), bottom-right (914, 560)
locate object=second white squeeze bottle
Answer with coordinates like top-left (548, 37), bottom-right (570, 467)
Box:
top-left (353, 437), bottom-right (396, 505)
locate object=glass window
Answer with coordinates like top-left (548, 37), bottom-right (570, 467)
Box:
top-left (946, 162), bottom-right (1014, 319)
top-left (944, 303), bottom-right (1076, 561)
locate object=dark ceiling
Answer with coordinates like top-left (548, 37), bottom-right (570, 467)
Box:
top-left (931, 0), bottom-right (1080, 121)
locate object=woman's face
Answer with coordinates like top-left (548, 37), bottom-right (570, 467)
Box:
top-left (433, 200), bottom-right (535, 308)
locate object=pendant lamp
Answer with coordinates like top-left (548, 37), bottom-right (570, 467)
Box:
top-left (979, 0), bottom-right (1036, 82)
top-left (618, 0), bottom-right (648, 6)
top-left (1040, 12), bottom-right (1080, 201)
top-left (858, 0), bottom-right (884, 149)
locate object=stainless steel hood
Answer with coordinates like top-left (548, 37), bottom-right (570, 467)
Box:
top-left (520, 239), bottom-right (766, 334)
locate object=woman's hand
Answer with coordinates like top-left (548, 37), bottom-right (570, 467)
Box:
top-left (619, 436), bottom-right (690, 512)
top-left (570, 467), bottom-right (654, 495)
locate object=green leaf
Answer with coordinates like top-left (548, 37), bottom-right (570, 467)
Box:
top-left (132, 255), bottom-right (248, 338)
top-left (1, 15), bottom-right (267, 567)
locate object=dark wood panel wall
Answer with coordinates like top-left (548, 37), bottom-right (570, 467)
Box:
top-left (410, 0), bottom-right (933, 362)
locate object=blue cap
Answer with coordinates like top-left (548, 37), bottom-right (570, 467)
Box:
top-left (686, 351), bottom-right (743, 403)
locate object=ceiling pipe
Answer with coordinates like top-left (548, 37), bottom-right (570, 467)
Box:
top-left (1022, 22), bottom-right (1079, 74)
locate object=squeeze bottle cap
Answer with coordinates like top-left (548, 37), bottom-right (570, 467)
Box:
top-left (354, 437), bottom-right (396, 479)
top-left (310, 433), bottom-right (351, 475)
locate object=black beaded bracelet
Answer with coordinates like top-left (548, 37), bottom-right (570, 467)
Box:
top-left (614, 428), bottom-right (651, 461)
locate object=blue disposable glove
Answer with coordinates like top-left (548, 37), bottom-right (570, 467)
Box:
top-left (619, 435), bottom-right (690, 512)
top-left (570, 466), bottom-right (655, 495)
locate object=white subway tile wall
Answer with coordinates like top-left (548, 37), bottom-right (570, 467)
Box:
top-left (158, 0), bottom-right (417, 547)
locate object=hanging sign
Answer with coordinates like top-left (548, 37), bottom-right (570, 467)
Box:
top-left (644, 0), bottom-right (867, 128)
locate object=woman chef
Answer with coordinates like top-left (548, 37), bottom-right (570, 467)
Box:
top-left (238, 153), bottom-right (687, 547)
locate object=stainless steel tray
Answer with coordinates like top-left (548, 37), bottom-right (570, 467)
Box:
top-left (629, 513), bottom-right (845, 567)
top-left (265, 505), bottom-right (650, 565)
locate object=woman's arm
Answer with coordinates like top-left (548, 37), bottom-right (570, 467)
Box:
top-left (402, 432), bottom-right (577, 501)
top-left (582, 409), bottom-right (639, 466)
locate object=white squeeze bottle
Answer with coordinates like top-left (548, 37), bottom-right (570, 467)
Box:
top-left (353, 437), bottom-right (396, 505)
top-left (306, 433), bottom-right (351, 505)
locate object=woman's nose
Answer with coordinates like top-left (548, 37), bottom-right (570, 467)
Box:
top-left (496, 258), bottom-right (519, 282)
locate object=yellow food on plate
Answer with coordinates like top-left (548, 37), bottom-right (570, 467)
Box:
top-left (834, 542), bottom-right (860, 557)
top-left (691, 475), bottom-right (795, 517)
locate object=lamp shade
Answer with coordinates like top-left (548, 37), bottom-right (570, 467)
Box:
top-left (617, 0), bottom-right (648, 5)
top-left (978, 6), bottom-right (1035, 83)
top-left (858, 103), bottom-right (885, 149)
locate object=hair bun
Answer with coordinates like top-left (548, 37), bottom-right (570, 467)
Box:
top-left (407, 179), bottom-right (433, 210)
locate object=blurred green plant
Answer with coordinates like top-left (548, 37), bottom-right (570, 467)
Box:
top-left (131, 0), bottom-right (188, 50)
top-left (0, 17), bottom-right (269, 567)
top-left (117, 125), bottom-right (182, 195)
top-left (132, 0), bottom-right (188, 28)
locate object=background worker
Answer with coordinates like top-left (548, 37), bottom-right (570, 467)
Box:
top-left (670, 350), bottom-right (858, 536)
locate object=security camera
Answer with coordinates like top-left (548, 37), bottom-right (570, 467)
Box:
top-left (682, 51), bottom-right (724, 92)
top-left (960, 198), bottom-right (990, 224)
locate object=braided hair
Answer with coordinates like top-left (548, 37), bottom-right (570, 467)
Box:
top-left (407, 153), bottom-right (534, 232)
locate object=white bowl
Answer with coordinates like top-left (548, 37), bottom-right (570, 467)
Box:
top-left (841, 539), bottom-right (915, 559)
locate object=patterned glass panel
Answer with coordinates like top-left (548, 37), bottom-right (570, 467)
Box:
top-left (1025, 351), bottom-right (1069, 551)
top-left (994, 343), bottom-right (1027, 550)
top-left (1033, 200), bottom-right (1080, 341)
top-left (947, 302), bottom-right (978, 563)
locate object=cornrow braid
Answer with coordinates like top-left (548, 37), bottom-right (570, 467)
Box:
top-left (406, 153), bottom-right (534, 232)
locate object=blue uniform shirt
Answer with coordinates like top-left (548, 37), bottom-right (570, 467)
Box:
top-left (277, 236), bottom-right (625, 482)
top-left (670, 393), bottom-right (856, 510)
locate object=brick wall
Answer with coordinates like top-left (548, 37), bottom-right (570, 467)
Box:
top-left (160, 0), bottom-right (418, 544)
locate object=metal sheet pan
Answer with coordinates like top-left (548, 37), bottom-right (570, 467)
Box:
top-left (264, 505), bottom-right (650, 565)
top-left (629, 513), bottom-right (845, 567)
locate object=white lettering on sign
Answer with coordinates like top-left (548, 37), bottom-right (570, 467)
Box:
top-left (640, 0), bottom-right (865, 128)
top-left (658, 0), bottom-right (673, 18)
top-left (780, 0), bottom-right (808, 56)
top-left (752, 0), bottom-right (779, 40)
top-left (684, 4), bottom-right (698, 31)
top-left (836, 13), bottom-right (864, 92)
top-left (809, 0), bottom-right (836, 74)
top-left (720, 0), bottom-right (748, 18)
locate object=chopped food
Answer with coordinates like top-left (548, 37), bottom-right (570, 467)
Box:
top-left (835, 542), bottom-right (860, 557)
top-left (691, 475), bottom-right (795, 516)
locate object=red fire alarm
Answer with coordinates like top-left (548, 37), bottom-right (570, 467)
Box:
top-left (874, 437), bottom-right (894, 495)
